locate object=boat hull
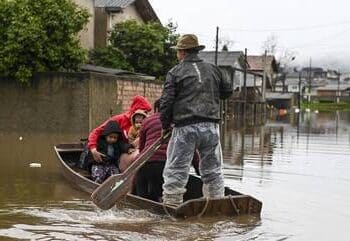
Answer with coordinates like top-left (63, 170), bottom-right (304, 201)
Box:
top-left (54, 143), bottom-right (262, 218)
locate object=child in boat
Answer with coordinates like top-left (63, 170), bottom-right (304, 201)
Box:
top-left (91, 120), bottom-right (134, 184)
top-left (128, 110), bottom-right (148, 146)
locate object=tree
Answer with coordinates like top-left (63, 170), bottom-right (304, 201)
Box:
top-left (219, 36), bottom-right (235, 51)
top-left (108, 20), bottom-right (179, 79)
top-left (89, 47), bottom-right (133, 71)
top-left (0, 0), bottom-right (90, 83)
top-left (261, 34), bottom-right (278, 55)
top-left (222, 45), bottom-right (229, 51)
top-left (261, 33), bottom-right (297, 69)
top-left (278, 48), bottom-right (297, 69)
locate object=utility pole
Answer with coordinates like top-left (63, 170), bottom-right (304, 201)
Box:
top-left (215, 26), bottom-right (219, 66)
top-left (262, 50), bottom-right (267, 102)
top-left (243, 48), bottom-right (248, 121)
top-left (308, 57), bottom-right (312, 104)
top-left (298, 71), bottom-right (302, 110)
top-left (337, 71), bottom-right (341, 103)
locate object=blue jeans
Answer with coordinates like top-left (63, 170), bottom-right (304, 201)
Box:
top-left (162, 122), bottom-right (224, 206)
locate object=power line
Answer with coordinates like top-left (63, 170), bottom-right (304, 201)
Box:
top-left (207, 26), bottom-right (350, 51)
top-left (220, 20), bottom-right (350, 32)
top-left (287, 28), bottom-right (350, 49)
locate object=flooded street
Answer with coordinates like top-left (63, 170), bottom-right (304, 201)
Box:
top-left (0, 111), bottom-right (349, 241)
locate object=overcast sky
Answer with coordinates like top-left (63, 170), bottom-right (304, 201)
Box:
top-left (149, 0), bottom-right (350, 70)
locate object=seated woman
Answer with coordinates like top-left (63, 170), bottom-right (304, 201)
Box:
top-left (87, 95), bottom-right (152, 168)
top-left (90, 120), bottom-right (133, 184)
top-left (135, 100), bottom-right (200, 202)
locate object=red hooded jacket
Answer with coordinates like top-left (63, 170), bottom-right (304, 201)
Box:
top-left (88, 95), bottom-right (152, 150)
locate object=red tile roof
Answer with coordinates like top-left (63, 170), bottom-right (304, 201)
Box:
top-left (247, 55), bottom-right (278, 71)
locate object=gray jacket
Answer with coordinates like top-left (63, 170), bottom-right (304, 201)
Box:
top-left (160, 53), bottom-right (232, 129)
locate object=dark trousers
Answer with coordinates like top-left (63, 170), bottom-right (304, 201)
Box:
top-left (135, 161), bottom-right (165, 202)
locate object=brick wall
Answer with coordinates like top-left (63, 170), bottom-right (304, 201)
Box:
top-left (115, 79), bottom-right (163, 113)
top-left (86, 73), bottom-right (163, 129)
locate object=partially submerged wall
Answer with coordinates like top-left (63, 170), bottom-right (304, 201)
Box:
top-left (0, 72), bottom-right (163, 136)
top-left (0, 73), bottom-right (90, 135)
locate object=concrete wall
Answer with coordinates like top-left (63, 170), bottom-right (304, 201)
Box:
top-left (0, 73), bottom-right (163, 136)
top-left (0, 73), bottom-right (90, 135)
top-left (74, 0), bottom-right (95, 49)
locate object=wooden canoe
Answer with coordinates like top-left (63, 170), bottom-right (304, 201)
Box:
top-left (54, 143), bottom-right (262, 219)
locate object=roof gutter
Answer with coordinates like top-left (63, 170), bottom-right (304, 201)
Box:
top-left (105, 6), bottom-right (123, 13)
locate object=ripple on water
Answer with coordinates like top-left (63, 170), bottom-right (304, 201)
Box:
top-left (0, 200), bottom-right (266, 241)
top-left (0, 200), bottom-right (168, 240)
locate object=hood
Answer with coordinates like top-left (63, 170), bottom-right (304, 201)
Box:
top-left (129, 95), bottom-right (152, 115)
top-left (131, 109), bottom-right (148, 126)
top-left (102, 120), bottom-right (123, 136)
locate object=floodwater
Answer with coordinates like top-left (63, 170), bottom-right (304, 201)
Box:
top-left (0, 111), bottom-right (349, 241)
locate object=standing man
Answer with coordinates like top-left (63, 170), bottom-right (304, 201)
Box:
top-left (160, 34), bottom-right (233, 206)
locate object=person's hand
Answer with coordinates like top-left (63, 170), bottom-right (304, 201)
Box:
top-left (131, 137), bottom-right (140, 149)
top-left (91, 148), bottom-right (103, 163)
top-left (128, 148), bottom-right (136, 154)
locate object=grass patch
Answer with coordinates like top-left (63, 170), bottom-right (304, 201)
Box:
top-left (301, 101), bottom-right (350, 111)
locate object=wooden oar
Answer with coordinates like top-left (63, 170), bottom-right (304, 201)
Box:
top-left (91, 133), bottom-right (170, 210)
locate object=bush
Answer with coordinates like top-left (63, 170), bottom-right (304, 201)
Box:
top-left (0, 0), bottom-right (90, 83)
top-left (108, 20), bottom-right (179, 79)
top-left (89, 47), bottom-right (133, 71)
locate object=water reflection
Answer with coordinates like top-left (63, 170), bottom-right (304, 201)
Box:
top-left (221, 111), bottom-right (350, 241)
top-left (0, 132), bottom-right (88, 205)
top-left (0, 112), bottom-right (350, 240)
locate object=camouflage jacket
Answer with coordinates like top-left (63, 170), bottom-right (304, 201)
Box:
top-left (160, 53), bottom-right (233, 129)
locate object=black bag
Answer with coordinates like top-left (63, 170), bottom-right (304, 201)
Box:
top-left (78, 145), bottom-right (93, 171)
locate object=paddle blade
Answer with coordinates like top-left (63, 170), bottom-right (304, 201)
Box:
top-left (91, 134), bottom-right (169, 210)
top-left (91, 174), bottom-right (131, 210)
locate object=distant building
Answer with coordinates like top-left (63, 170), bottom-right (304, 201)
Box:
top-left (300, 67), bottom-right (327, 83)
top-left (198, 51), bottom-right (247, 90)
top-left (265, 92), bottom-right (296, 109)
top-left (73, 0), bottom-right (159, 49)
top-left (246, 55), bottom-right (278, 91)
top-left (282, 72), bottom-right (301, 93)
top-left (266, 70), bottom-right (299, 109)
top-left (199, 50), bottom-right (269, 119)
top-left (199, 51), bottom-right (267, 102)
top-left (74, 0), bottom-right (95, 49)
top-left (341, 73), bottom-right (350, 82)
top-left (94, 0), bottom-right (159, 48)
top-left (316, 84), bottom-right (350, 98)
top-left (326, 70), bottom-right (340, 82)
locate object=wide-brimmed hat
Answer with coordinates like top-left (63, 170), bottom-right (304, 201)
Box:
top-left (171, 34), bottom-right (205, 51)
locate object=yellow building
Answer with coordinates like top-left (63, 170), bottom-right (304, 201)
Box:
top-left (74, 0), bottom-right (95, 49)
top-left (73, 0), bottom-right (159, 49)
